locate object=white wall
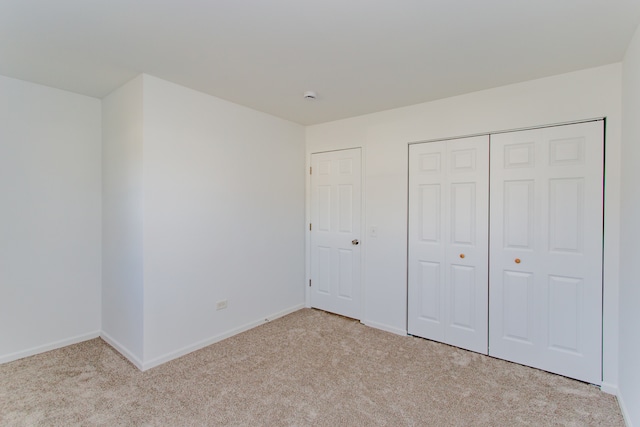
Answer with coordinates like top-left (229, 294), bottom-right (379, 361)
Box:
top-left (619, 23), bottom-right (640, 427)
top-left (306, 64), bottom-right (622, 389)
top-left (0, 75), bottom-right (101, 363)
top-left (140, 76), bottom-right (305, 368)
top-left (101, 76), bottom-right (145, 365)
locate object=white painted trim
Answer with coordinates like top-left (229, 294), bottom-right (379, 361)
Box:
top-left (263, 304), bottom-right (305, 322)
top-left (407, 118), bottom-right (604, 147)
top-left (362, 319), bottom-right (407, 336)
top-left (140, 304), bottom-right (305, 371)
top-left (359, 144), bottom-right (367, 324)
top-left (99, 332), bottom-right (144, 370)
top-left (618, 390), bottom-right (633, 427)
top-left (600, 382), bottom-right (618, 395)
top-left (0, 331), bottom-right (100, 365)
top-left (305, 149), bottom-right (312, 308)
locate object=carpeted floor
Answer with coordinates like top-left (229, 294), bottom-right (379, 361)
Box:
top-left (0, 308), bottom-right (624, 426)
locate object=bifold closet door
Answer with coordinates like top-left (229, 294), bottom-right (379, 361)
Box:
top-left (489, 121), bottom-right (604, 385)
top-left (408, 136), bottom-right (489, 354)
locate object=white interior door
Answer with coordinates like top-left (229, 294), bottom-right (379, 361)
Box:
top-left (310, 149), bottom-right (362, 319)
top-left (408, 136), bottom-right (489, 354)
top-left (489, 121), bottom-right (604, 384)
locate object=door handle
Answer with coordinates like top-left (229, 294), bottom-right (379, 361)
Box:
top-left (352, 239), bottom-right (359, 245)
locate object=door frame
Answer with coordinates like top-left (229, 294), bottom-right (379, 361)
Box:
top-left (305, 147), bottom-right (365, 319)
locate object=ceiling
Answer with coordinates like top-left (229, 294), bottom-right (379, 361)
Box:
top-left (1, 1), bottom-right (639, 125)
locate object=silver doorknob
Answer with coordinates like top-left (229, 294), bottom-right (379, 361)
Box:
top-left (352, 239), bottom-right (359, 245)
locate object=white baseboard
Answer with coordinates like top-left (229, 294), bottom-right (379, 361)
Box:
top-left (617, 390), bottom-right (633, 427)
top-left (264, 304), bottom-right (305, 322)
top-left (361, 319), bottom-right (407, 336)
top-left (140, 304), bottom-right (305, 371)
top-left (600, 382), bottom-right (618, 395)
top-left (99, 331), bottom-right (144, 371)
top-left (0, 331), bottom-right (100, 365)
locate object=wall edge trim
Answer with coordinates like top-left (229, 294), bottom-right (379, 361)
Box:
top-left (361, 320), bottom-right (407, 336)
top-left (600, 382), bottom-right (618, 395)
top-left (100, 331), bottom-right (144, 370)
top-left (617, 388), bottom-right (633, 427)
top-left (0, 331), bottom-right (100, 365)
top-left (140, 304), bottom-right (305, 371)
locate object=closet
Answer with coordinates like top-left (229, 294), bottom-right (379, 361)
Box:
top-left (408, 120), bottom-right (604, 385)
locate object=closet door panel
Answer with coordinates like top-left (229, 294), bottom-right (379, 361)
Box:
top-left (409, 142), bottom-right (447, 342)
top-left (489, 121), bottom-right (603, 385)
top-left (409, 136), bottom-right (489, 354)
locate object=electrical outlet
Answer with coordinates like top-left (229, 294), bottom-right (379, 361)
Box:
top-left (216, 300), bottom-right (228, 310)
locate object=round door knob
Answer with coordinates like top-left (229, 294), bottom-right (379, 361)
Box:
top-left (352, 239), bottom-right (359, 245)
top-left (459, 254), bottom-right (465, 259)
top-left (515, 258), bottom-right (521, 264)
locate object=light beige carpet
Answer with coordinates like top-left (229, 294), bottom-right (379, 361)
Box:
top-left (0, 308), bottom-right (624, 426)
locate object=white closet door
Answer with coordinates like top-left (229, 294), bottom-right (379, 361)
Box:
top-left (489, 121), bottom-right (603, 384)
top-left (408, 136), bottom-right (489, 354)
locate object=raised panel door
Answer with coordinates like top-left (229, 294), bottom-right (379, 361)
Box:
top-left (408, 136), bottom-right (489, 354)
top-left (489, 121), bottom-right (603, 385)
top-left (310, 149), bottom-right (362, 319)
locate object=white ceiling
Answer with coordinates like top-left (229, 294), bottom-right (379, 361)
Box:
top-left (1, 1), bottom-right (639, 125)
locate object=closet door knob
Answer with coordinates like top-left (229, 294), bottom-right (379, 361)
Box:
top-left (515, 258), bottom-right (521, 264)
top-left (459, 254), bottom-right (465, 259)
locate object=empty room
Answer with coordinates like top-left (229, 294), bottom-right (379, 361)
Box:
top-left (1, 1), bottom-right (640, 425)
